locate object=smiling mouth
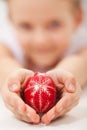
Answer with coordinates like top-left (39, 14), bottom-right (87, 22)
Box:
top-left (35, 48), bottom-right (54, 54)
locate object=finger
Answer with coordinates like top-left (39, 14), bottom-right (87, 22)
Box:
top-left (13, 106), bottom-right (40, 124)
top-left (5, 92), bottom-right (26, 112)
top-left (13, 109), bottom-right (34, 123)
top-left (11, 92), bottom-right (40, 123)
top-left (41, 107), bottom-right (66, 125)
top-left (41, 106), bottom-right (55, 125)
top-left (41, 102), bottom-right (65, 125)
top-left (25, 104), bottom-right (40, 124)
top-left (5, 92), bottom-right (40, 124)
top-left (5, 102), bottom-right (34, 123)
top-left (6, 101), bottom-right (40, 124)
top-left (10, 94), bottom-right (40, 123)
top-left (42, 82), bottom-right (82, 125)
top-left (7, 69), bottom-right (34, 92)
top-left (5, 103), bottom-right (30, 123)
top-left (41, 93), bottom-right (77, 125)
top-left (46, 70), bottom-right (76, 92)
top-left (14, 114), bottom-right (33, 123)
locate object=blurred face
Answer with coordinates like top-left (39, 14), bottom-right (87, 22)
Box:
top-left (9, 0), bottom-right (80, 68)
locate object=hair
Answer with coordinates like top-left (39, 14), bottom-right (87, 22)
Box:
top-left (72, 0), bottom-right (81, 8)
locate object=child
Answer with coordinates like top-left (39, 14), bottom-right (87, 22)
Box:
top-left (0, 0), bottom-right (87, 125)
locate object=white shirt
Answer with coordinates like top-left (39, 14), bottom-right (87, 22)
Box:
top-left (0, 1), bottom-right (24, 64)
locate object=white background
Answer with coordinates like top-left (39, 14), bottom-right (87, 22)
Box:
top-left (82, 0), bottom-right (87, 28)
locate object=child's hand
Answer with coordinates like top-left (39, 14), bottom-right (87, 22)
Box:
top-left (1, 68), bottom-right (40, 124)
top-left (41, 69), bottom-right (82, 125)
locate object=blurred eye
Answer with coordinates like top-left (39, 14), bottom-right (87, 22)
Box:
top-left (19, 23), bottom-right (32, 30)
top-left (47, 20), bottom-right (62, 29)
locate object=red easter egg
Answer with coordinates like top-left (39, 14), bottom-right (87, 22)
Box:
top-left (23, 72), bottom-right (57, 114)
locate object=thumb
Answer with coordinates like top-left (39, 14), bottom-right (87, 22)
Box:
top-left (65, 82), bottom-right (76, 93)
top-left (7, 69), bottom-right (34, 93)
top-left (9, 81), bottom-right (21, 93)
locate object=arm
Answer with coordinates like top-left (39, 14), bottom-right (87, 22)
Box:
top-left (0, 43), bottom-right (40, 124)
top-left (41, 48), bottom-right (87, 125)
top-left (55, 48), bottom-right (87, 88)
top-left (0, 43), bottom-right (22, 89)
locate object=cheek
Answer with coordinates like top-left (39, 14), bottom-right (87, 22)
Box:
top-left (52, 31), bottom-right (72, 49)
top-left (15, 33), bottom-right (32, 58)
top-left (16, 31), bottom-right (31, 50)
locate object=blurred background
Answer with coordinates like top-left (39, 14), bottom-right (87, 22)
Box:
top-left (82, 0), bottom-right (87, 28)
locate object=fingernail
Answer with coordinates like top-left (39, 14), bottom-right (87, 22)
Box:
top-left (11, 84), bottom-right (18, 91)
top-left (68, 84), bottom-right (75, 92)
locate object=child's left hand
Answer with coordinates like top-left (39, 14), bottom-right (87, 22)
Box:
top-left (41, 69), bottom-right (82, 124)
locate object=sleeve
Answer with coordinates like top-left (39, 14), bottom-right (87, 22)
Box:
top-left (66, 26), bottom-right (87, 56)
top-left (0, 1), bottom-right (24, 65)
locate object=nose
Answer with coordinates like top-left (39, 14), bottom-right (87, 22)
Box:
top-left (32, 29), bottom-right (48, 46)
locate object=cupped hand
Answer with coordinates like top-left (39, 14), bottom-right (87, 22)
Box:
top-left (41, 69), bottom-right (82, 124)
top-left (1, 68), bottom-right (40, 124)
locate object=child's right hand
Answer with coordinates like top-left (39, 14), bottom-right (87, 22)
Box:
top-left (0, 68), bottom-right (40, 124)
